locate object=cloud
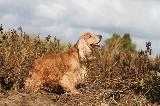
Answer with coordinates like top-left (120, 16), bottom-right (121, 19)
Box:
top-left (1, 14), bottom-right (18, 25)
top-left (67, 0), bottom-right (160, 39)
top-left (0, 0), bottom-right (160, 54)
top-left (35, 3), bottom-right (67, 20)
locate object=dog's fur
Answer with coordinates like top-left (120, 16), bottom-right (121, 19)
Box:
top-left (25, 32), bottom-right (102, 94)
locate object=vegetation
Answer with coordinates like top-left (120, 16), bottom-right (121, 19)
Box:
top-left (0, 29), bottom-right (70, 92)
top-left (0, 26), bottom-right (160, 106)
top-left (106, 33), bottom-right (136, 53)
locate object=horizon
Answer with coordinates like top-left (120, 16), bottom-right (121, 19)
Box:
top-left (2, 24), bottom-right (159, 57)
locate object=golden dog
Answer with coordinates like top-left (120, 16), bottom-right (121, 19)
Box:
top-left (25, 32), bottom-right (102, 94)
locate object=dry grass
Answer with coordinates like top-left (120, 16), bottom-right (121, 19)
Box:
top-left (0, 27), bottom-right (160, 106)
top-left (0, 30), bottom-right (70, 92)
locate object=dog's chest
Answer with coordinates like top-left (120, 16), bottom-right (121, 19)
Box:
top-left (74, 65), bottom-right (87, 83)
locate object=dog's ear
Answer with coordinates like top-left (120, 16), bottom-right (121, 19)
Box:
top-left (77, 38), bottom-right (87, 61)
top-left (77, 38), bottom-right (93, 61)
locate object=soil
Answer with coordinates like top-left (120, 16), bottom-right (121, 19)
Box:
top-left (0, 91), bottom-right (103, 106)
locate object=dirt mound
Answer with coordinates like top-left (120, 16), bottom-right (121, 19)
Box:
top-left (0, 91), bottom-right (55, 106)
top-left (0, 91), bottom-right (101, 106)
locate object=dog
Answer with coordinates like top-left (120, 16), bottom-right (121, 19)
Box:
top-left (25, 32), bottom-right (102, 94)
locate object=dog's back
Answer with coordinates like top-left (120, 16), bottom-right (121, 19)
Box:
top-left (25, 46), bottom-right (81, 92)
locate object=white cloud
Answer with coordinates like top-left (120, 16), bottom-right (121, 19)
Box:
top-left (1, 14), bottom-right (18, 28)
top-left (35, 3), bottom-right (67, 20)
top-left (0, 0), bottom-right (160, 54)
top-left (63, 0), bottom-right (160, 39)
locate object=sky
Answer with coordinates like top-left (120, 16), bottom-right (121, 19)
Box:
top-left (0, 0), bottom-right (160, 56)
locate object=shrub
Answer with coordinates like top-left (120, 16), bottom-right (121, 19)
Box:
top-left (0, 30), bottom-right (70, 92)
top-left (0, 27), bottom-right (160, 105)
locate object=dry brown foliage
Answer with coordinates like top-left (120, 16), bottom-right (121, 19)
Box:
top-left (0, 27), bottom-right (160, 106)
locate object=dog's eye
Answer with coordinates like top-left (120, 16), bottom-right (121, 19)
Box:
top-left (88, 35), bottom-right (91, 38)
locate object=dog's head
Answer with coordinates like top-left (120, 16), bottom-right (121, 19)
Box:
top-left (77, 32), bottom-right (102, 61)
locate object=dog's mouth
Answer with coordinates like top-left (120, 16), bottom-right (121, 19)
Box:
top-left (90, 43), bottom-right (100, 48)
top-left (90, 41), bottom-right (101, 48)
top-left (90, 35), bottom-right (102, 48)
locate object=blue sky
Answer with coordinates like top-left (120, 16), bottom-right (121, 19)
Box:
top-left (0, 0), bottom-right (160, 55)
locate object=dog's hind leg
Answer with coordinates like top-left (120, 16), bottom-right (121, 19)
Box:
top-left (25, 73), bottom-right (43, 92)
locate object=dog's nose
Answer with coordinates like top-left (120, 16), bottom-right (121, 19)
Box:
top-left (97, 35), bottom-right (102, 39)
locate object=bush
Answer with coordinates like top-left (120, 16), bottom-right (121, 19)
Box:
top-left (86, 36), bottom-right (160, 104)
top-left (0, 27), bottom-right (160, 105)
top-left (0, 30), bottom-right (70, 92)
